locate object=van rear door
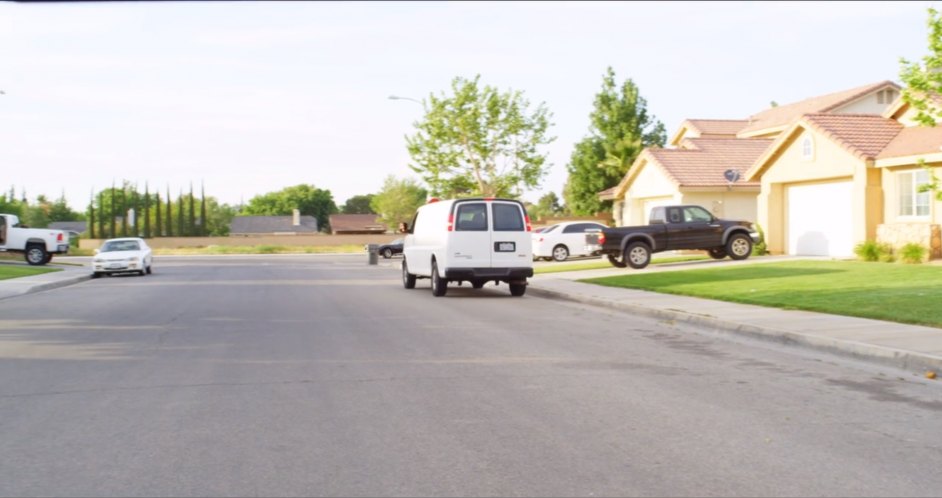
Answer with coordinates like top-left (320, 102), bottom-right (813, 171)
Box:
top-left (490, 200), bottom-right (531, 268)
top-left (449, 201), bottom-right (491, 269)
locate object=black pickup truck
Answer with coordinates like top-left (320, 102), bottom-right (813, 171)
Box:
top-left (585, 205), bottom-right (760, 269)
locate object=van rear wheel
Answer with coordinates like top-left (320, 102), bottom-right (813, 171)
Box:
top-left (509, 283), bottom-right (527, 296)
top-left (402, 259), bottom-right (416, 289)
top-left (430, 261), bottom-right (447, 297)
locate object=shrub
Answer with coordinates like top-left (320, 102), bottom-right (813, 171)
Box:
top-left (899, 243), bottom-right (927, 264)
top-left (752, 224), bottom-right (768, 256)
top-left (854, 240), bottom-right (880, 262)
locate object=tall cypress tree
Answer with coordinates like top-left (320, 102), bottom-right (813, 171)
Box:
top-left (88, 194), bottom-right (96, 239)
top-left (200, 182), bottom-right (207, 236)
top-left (188, 183), bottom-right (195, 236)
top-left (155, 191), bottom-right (162, 237)
top-left (110, 181), bottom-right (117, 238)
top-left (177, 190), bottom-right (184, 237)
top-left (143, 183), bottom-right (151, 238)
top-left (120, 184), bottom-right (128, 237)
top-left (165, 186), bottom-right (173, 237)
top-left (98, 191), bottom-right (106, 239)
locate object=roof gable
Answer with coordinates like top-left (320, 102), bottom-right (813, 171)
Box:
top-left (669, 119), bottom-right (749, 146)
top-left (738, 80), bottom-right (900, 138)
top-left (746, 113), bottom-right (904, 180)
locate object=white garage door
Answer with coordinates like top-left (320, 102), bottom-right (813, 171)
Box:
top-left (787, 181), bottom-right (853, 257)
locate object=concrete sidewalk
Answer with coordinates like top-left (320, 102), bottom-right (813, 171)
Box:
top-left (1, 255), bottom-right (941, 376)
top-left (527, 259), bottom-right (942, 375)
top-left (0, 261), bottom-right (90, 301)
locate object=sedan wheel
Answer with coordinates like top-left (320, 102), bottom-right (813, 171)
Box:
top-left (383, 248), bottom-right (393, 259)
top-left (552, 245), bottom-right (569, 262)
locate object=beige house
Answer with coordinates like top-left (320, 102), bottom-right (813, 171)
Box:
top-left (747, 99), bottom-right (942, 259)
top-left (603, 80), bottom-right (904, 231)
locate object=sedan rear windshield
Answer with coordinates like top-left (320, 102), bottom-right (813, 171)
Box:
top-left (101, 241), bottom-right (140, 252)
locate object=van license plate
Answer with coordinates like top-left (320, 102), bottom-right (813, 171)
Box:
top-left (495, 242), bottom-right (515, 252)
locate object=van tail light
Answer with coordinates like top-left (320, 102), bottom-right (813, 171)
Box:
top-left (57, 233), bottom-right (63, 242)
top-left (598, 233), bottom-right (606, 245)
top-left (447, 213), bottom-right (454, 232)
top-left (525, 215), bottom-right (532, 232)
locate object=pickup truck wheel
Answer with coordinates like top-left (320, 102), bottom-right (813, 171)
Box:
top-left (707, 248), bottom-right (727, 259)
top-left (606, 253), bottom-right (628, 268)
top-left (625, 242), bottom-right (652, 269)
top-left (552, 245), bottom-right (569, 262)
top-left (25, 245), bottom-right (48, 266)
top-left (401, 259), bottom-right (417, 289)
top-left (430, 261), bottom-right (447, 297)
top-left (726, 233), bottom-right (753, 260)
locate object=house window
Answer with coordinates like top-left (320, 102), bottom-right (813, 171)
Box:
top-left (801, 136), bottom-right (814, 161)
top-left (899, 169), bottom-right (931, 217)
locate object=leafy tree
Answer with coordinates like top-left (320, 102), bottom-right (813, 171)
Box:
top-left (526, 192), bottom-right (565, 221)
top-left (370, 175), bottom-right (427, 229)
top-left (901, 7), bottom-right (942, 201)
top-left (202, 198), bottom-right (238, 236)
top-left (564, 67), bottom-right (667, 215)
top-left (341, 194), bottom-right (376, 214)
top-left (242, 184), bottom-right (338, 232)
top-left (0, 190), bottom-right (24, 217)
top-left (405, 74), bottom-right (555, 198)
top-left (900, 7), bottom-right (942, 126)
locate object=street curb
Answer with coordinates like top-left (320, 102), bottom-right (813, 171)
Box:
top-left (527, 285), bottom-right (942, 375)
top-left (0, 273), bottom-right (91, 301)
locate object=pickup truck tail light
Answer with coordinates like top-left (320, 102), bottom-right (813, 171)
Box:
top-left (56, 233), bottom-right (63, 242)
top-left (598, 233), bottom-right (606, 245)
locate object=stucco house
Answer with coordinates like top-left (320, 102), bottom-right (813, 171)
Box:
top-left (747, 97), bottom-right (942, 259)
top-left (603, 81), bottom-right (903, 228)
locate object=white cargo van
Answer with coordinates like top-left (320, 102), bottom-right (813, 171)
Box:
top-left (401, 198), bottom-right (533, 297)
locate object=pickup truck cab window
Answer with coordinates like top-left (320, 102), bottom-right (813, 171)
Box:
top-left (683, 206), bottom-right (714, 223)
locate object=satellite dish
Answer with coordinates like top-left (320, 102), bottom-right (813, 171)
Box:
top-left (723, 169), bottom-right (740, 183)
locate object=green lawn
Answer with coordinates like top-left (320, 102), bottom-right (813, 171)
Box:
top-left (534, 255), bottom-right (708, 274)
top-left (0, 265), bottom-right (61, 281)
top-left (581, 260), bottom-right (942, 328)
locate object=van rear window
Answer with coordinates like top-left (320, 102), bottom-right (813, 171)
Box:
top-left (493, 203), bottom-right (524, 231)
top-left (455, 203), bottom-right (488, 231)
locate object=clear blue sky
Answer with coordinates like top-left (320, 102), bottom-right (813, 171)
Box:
top-left (0, 1), bottom-right (936, 211)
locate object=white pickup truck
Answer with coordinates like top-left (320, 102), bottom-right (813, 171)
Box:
top-left (0, 213), bottom-right (71, 265)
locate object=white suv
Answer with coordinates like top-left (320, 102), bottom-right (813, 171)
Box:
top-left (401, 198), bottom-right (533, 297)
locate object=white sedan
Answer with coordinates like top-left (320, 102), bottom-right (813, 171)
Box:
top-left (91, 237), bottom-right (153, 278)
top-left (532, 221), bottom-right (609, 261)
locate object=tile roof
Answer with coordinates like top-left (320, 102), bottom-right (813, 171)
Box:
top-left (738, 80), bottom-right (900, 136)
top-left (801, 114), bottom-right (903, 160)
top-left (230, 215), bottom-right (319, 234)
top-left (647, 138), bottom-right (774, 187)
top-left (876, 125), bottom-right (942, 159)
top-left (328, 214), bottom-right (387, 233)
top-left (684, 119), bottom-right (749, 137)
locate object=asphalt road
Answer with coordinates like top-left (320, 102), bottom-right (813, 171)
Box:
top-left (1, 255), bottom-right (940, 497)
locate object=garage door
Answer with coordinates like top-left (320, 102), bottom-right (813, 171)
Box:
top-left (787, 181), bottom-right (853, 257)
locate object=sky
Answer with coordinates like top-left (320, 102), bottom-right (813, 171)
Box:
top-left (0, 0), bottom-right (938, 212)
